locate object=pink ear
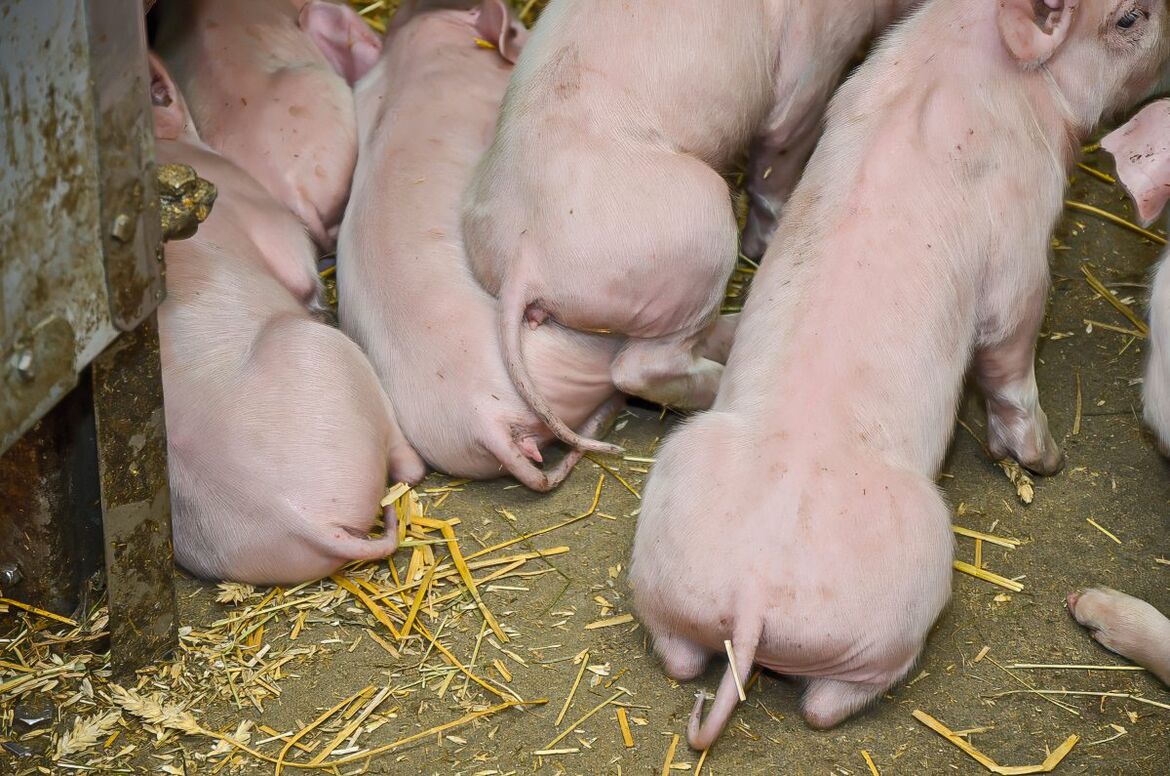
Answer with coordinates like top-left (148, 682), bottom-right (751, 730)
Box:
top-left (298, 1), bottom-right (383, 85)
top-left (996, 0), bottom-right (1078, 67)
top-left (474, 0), bottom-right (528, 65)
top-left (147, 52), bottom-right (189, 141)
top-left (1103, 100), bottom-right (1170, 226)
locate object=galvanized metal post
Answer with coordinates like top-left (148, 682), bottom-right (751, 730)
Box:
top-left (0, 0), bottom-right (176, 675)
top-left (91, 314), bottom-right (176, 676)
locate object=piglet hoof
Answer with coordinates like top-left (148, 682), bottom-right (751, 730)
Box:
top-left (1022, 441), bottom-right (1064, 477)
top-left (991, 436), bottom-right (1064, 477)
top-left (1066, 586), bottom-right (1170, 685)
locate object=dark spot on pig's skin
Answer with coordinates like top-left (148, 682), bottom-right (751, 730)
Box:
top-left (289, 105), bottom-right (306, 117)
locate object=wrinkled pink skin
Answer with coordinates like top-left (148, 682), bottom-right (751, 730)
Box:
top-left (462, 0), bottom-right (914, 455)
top-left (149, 55), bottom-right (424, 586)
top-left (154, 0), bottom-right (380, 250)
top-left (630, 0), bottom-right (1170, 751)
top-left (338, 0), bottom-right (623, 491)
top-left (1067, 588), bottom-right (1170, 685)
top-left (740, 1), bottom-right (920, 260)
top-left (1103, 100), bottom-right (1170, 454)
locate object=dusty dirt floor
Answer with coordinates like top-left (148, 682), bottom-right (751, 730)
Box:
top-left (3, 152), bottom-right (1170, 775)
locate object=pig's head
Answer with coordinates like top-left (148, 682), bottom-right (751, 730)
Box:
top-left (1103, 99), bottom-right (1170, 224)
top-left (997, 0), bottom-right (1170, 123)
top-left (148, 51), bottom-right (198, 144)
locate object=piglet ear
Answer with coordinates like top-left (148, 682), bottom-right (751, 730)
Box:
top-left (298, 0), bottom-right (383, 85)
top-left (1103, 100), bottom-right (1170, 226)
top-left (474, 0), bottom-right (528, 64)
top-left (147, 52), bottom-right (189, 141)
top-left (997, 0), bottom-right (1077, 67)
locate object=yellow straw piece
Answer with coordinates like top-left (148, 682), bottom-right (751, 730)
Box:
top-left (617, 707), bottom-right (635, 748)
top-left (953, 561), bottom-right (1024, 592)
top-left (952, 526), bottom-right (1021, 549)
top-left (724, 640), bottom-right (747, 702)
top-left (331, 575), bottom-right (401, 639)
top-left (912, 709), bottom-right (1078, 775)
top-left (585, 614), bottom-right (634, 630)
top-left (0, 598), bottom-right (78, 627)
top-left (1081, 264), bottom-right (1150, 337)
top-left (555, 650), bottom-right (590, 726)
top-left (1066, 200), bottom-right (1167, 245)
top-left (414, 516), bottom-right (508, 642)
top-left (661, 734), bottom-right (680, 776)
top-left (1086, 518), bottom-right (1122, 545)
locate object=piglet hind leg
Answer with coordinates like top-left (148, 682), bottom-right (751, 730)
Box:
top-left (653, 632), bottom-right (712, 682)
top-left (1068, 587), bottom-right (1170, 686)
top-left (697, 313), bottom-right (741, 365)
top-left (800, 676), bottom-right (905, 730)
top-left (611, 330), bottom-right (724, 411)
top-left (974, 294), bottom-right (1063, 476)
top-left (741, 117), bottom-right (823, 260)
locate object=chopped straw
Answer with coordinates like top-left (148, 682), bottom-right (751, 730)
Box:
top-left (1086, 518), bottom-right (1122, 545)
top-left (331, 575), bottom-right (401, 639)
top-left (1076, 162), bottom-right (1116, 184)
top-left (913, 709), bottom-right (1079, 775)
top-left (413, 516), bottom-right (507, 642)
top-left (585, 456), bottom-right (641, 500)
top-left (1081, 265), bottom-right (1150, 337)
top-left (696, 747), bottom-right (710, 775)
top-left (862, 749), bottom-right (881, 776)
top-left (585, 614), bottom-right (634, 630)
top-left (0, 597), bottom-right (79, 627)
top-left (617, 707), bottom-right (635, 748)
top-left (555, 650), bottom-right (590, 726)
top-left (952, 526), bottom-right (1021, 549)
top-left (1073, 371), bottom-right (1083, 435)
top-left (1007, 663), bottom-right (1145, 672)
top-left (465, 474), bottom-right (605, 560)
top-left (724, 640), bottom-right (747, 702)
top-left (661, 733), bottom-right (680, 776)
top-left (1066, 200), bottom-right (1167, 245)
top-left (953, 561), bottom-right (1024, 592)
top-left (324, 699), bottom-right (543, 767)
top-left (985, 689), bottom-right (1170, 711)
top-left (541, 689), bottom-right (629, 752)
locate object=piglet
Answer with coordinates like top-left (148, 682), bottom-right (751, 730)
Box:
top-left (461, 0), bottom-right (920, 456)
top-left (1103, 100), bottom-right (1170, 452)
top-left (154, 0), bottom-right (381, 249)
top-left (338, 0), bottom-right (622, 490)
top-left (149, 54), bottom-right (424, 585)
top-left (630, 0), bottom-right (1170, 750)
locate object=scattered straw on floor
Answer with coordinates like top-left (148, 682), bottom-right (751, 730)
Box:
top-left (913, 709), bottom-right (1079, 775)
